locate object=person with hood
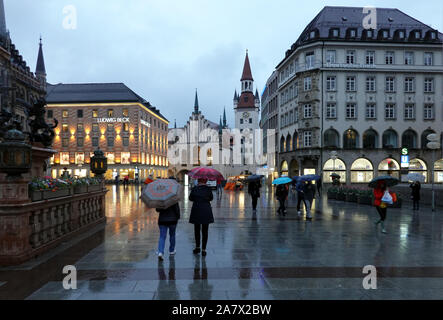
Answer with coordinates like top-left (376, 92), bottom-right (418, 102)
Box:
top-left (248, 180), bottom-right (262, 213)
top-left (156, 202), bottom-right (180, 261)
top-left (410, 181), bottom-right (421, 210)
top-left (276, 184), bottom-right (289, 215)
top-left (189, 178), bottom-right (214, 257)
top-left (373, 181), bottom-right (388, 233)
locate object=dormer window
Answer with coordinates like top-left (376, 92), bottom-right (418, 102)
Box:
top-left (330, 28), bottom-right (339, 38)
top-left (426, 30), bottom-right (438, 40)
top-left (383, 30), bottom-right (389, 38)
top-left (415, 31), bottom-right (421, 39)
top-left (366, 29), bottom-right (373, 38)
top-left (347, 28), bottom-right (357, 38)
top-left (310, 31), bottom-right (316, 39)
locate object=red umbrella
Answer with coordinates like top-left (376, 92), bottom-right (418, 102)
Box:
top-left (188, 167), bottom-right (224, 181)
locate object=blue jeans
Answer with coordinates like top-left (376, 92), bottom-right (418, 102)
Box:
top-left (158, 224), bottom-right (177, 254)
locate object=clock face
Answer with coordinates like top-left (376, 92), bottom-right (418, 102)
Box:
top-left (242, 112), bottom-right (250, 119)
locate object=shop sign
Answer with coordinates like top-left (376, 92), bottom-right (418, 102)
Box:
top-left (96, 117), bottom-right (129, 123)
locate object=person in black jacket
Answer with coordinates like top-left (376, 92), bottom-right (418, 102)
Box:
top-left (248, 180), bottom-right (262, 213)
top-left (156, 202), bottom-right (180, 260)
top-left (410, 181), bottom-right (421, 210)
top-left (276, 184), bottom-right (289, 215)
top-left (189, 178), bottom-right (214, 256)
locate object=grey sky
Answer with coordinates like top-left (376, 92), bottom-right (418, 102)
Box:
top-left (5, 0), bottom-right (443, 127)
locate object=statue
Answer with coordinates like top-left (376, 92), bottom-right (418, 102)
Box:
top-left (27, 98), bottom-right (58, 147)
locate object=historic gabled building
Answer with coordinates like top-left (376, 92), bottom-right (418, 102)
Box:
top-left (0, 0), bottom-right (47, 130)
top-left (270, 6), bottom-right (443, 184)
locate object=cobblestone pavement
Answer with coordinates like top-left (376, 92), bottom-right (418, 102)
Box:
top-left (1, 185), bottom-right (443, 300)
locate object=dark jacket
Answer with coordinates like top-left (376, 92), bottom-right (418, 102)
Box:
top-left (156, 203), bottom-right (180, 225)
top-left (410, 182), bottom-right (421, 201)
top-left (189, 185), bottom-right (214, 224)
top-left (276, 185), bottom-right (288, 200)
top-left (248, 181), bottom-right (261, 198)
top-left (304, 183), bottom-right (316, 202)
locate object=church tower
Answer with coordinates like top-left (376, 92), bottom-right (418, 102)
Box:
top-left (234, 50), bottom-right (260, 132)
top-left (35, 37), bottom-right (47, 90)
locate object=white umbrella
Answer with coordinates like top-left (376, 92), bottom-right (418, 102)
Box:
top-left (406, 172), bottom-right (425, 182)
top-left (141, 179), bottom-right (183, 209)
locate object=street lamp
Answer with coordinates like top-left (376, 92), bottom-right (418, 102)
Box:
top-left (90, 148), bottom-right (108, 179)
top-left (427, 133), bottom-right (440, 212)
top-left (330, 150), bottom-right (338, 177)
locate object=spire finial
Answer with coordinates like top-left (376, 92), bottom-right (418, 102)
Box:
top-left (194, 89), bottom-right (199, 113)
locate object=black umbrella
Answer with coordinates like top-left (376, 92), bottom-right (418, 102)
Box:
top-left (245, 175), bottom-right (264, 182)
top-left (368, 176), bottom-right (399, 188)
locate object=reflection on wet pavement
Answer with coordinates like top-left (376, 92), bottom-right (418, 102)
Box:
top-left (2, 185), bottom-right (443, 300)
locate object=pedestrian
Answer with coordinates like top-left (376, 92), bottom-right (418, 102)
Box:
top-left (115, 174), bottom-right (120, 186)
top-left (276, 184), bottom-right (289, 215)
top-left (296, 180), bottom-right (307, 216)
top-left (304, 181), bottom-right (316, 220)
top-left (189, 178), bottom-right (214, 257)
top-left (124, 175), bottom-right (129, 187)
top-left (410, 181), bottom-right (421, 210)
top-left (156, 202), bottom-right (180, 260)
top-left (317, 176), bottom-right (322, 197)
top-left (248, 180), bottom-right (261, 213)
top-left (373, 181), bottom-right (388, 233)
top-left (216, 177), bottom-right (223, 199)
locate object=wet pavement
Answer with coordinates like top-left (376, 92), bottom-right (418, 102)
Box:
top-left (1, 185), bottom-right (443, 300)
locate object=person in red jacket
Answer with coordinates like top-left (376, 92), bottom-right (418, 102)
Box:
top-left (373, 181), bottom-right (388, 233)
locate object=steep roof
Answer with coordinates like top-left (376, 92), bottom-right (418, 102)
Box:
top-left (36, 38), bottom-right (46, 75)
top-left (241, 51), bottom-right (253, 81)
top-left (46, 82), bottom-right (168, 122)
top-left (237, 92), bottom-right (256, 108)
top-left (277, 6), bottom-right (443, 67)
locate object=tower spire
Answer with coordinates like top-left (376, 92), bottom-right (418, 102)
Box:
top-left (36, 36), bottom-right (46, 75)
top-left (223, 107), bottom-right (227, 128)
top-left (0, 0), bottom-right (7, 39)
top-left (194, 89), bottom-right (199, 113)
top-left (241, 50), bottom-right (253, 81)
top-left (174, 119), bottom-right (177, 129)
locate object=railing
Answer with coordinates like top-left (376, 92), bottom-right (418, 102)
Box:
top-left (0, 189), bottom-right (107, 266)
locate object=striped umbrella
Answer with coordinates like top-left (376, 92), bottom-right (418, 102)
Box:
top-left (141, 179), bottom-right (183, 209)
top-left (188, 167), bottom-right (224, 181)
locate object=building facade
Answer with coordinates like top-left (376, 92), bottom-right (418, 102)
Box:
top-left (0, 0), bottom-right (46, 130)
top-left (270, 6), bottom-right (443, 184)
top-left (46, 83), bottom-right (169, 180)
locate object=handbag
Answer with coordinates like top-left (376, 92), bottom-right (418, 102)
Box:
top-left (381, 190), bottom-right (393, 205)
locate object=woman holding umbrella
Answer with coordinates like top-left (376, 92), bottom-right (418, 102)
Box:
top-left (276, 184), bottom-right (289, 215)
top-left (189, 178), bottom-right (215, 257)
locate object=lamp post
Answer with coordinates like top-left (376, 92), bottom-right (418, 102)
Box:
top-left (90, 148), bottom-right (108, 183)
top-left (427, 134), bottom-right (440, 212)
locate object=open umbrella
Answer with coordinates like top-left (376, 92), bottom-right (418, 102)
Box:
top-left (141, 179), bottom-right (183, 209)
top-left (330, 173), bottom-right (341, 178)
top-left (406, 172), bottom-right (425, 182)
top-left (272, 176), bottom-right (293, 185)
top-left (246, 174), bottom-right (264, 182)
top-left (188, 167), bottom-right (224, 181)
top-left (298, 174), bottom-right (321, 182)
top-left (368, 176), bottom-right (399, 188)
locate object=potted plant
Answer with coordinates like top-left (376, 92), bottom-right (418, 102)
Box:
top-left (345, 188), bottom-right (358, 202)
top-left (29, 178), bottom-right (45, 202)
top-left (336, 187), bottom-right (346, 201)
top-left (29, 177), bottom-right (72, 200)
top-left (357, 189), bottom-right (373, 205)
top-left (72, 178), bottom-right (88, 194)
top-left (86, 177), bottom-right (102, 192)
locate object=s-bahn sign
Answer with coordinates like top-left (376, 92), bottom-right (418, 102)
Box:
top-left (96, 117), bottom-right (130, 123)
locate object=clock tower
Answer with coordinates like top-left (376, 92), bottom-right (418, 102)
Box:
top-left (234, 50), bottom-right (260, 132)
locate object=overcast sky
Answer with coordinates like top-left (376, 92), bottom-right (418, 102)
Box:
top-left (5, 0), bottom-right (443, 127)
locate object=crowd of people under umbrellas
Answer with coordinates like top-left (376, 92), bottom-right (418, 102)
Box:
top-left (140, 167), bottom-right (422, 260)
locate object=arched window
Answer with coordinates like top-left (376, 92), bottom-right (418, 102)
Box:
top-left (402, 129), bottom-right (418, 149)
top-left (378, 158), bottom-right (400, 178)
top-left (324, 129), bottom-right (339, 148)
top-left (435, 159), bottom-right (443, 183)
top-left (408, 158), bottom-right (427, 183)
top-left (286, 134), bottom-right (292, 152)
top-left (382, 129), bottom-right (398, 148)
top-left (421, 129), bottom-right (436, 149)
top-left (351, 158), bottom-right (374, 183)
top-left (280, 136), bottom-right (286, 153)
top-left (293, 131), bottom-right (299, 150)
top-left (281, 161), bottom-right (289, 176)
top-left (323, 158), bottom-right (346, 183)
top-left (343, 129), bottom-right (359, 149)
top-left (289, 159), bottom-right (299, 177)
top-left (363, 129), bottom-right (379, 149)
